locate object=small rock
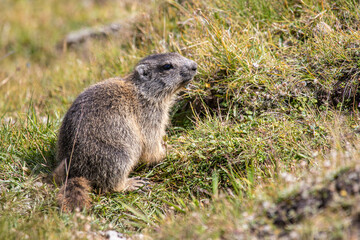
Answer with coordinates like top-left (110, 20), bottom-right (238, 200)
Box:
top-left (313, 21), bottom-right (333, 36)
top-left (34, 182), bottom-right (43, 188)
top-left (61, 23), bottom-right (123, 48)
top-left (104, 230), bottom-right (127, 240)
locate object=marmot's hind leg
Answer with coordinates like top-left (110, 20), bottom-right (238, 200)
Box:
top-left (141, 139), bottom-right (167, 164)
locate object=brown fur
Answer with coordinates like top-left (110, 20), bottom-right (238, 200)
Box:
top-left (54, 53), bottom-right (197, 211)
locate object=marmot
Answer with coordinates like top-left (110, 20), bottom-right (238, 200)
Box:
top-left (53, 53), bottom-right (197, 211)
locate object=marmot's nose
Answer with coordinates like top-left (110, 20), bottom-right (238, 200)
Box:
top-left (187, 61), bottom-right (197, 72)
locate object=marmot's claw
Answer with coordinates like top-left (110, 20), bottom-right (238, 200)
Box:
top-left (125, 177), bottom-right (152, 192)
top-left (138, 178), bottom-right (152, 191)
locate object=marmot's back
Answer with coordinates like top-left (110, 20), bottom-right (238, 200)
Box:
top-left (57, 79), bottom-right (142, 191)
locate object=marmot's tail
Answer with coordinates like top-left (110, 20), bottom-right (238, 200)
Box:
top-left (57, 177), bottom-right (92, 212)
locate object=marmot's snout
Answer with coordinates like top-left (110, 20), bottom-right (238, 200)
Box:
top-left (188, 61), bottom-right (197, 72)
top-left (180, 60), bottom-right (197, 83)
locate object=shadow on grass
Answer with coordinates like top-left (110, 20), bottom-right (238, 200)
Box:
top-left (23, 139), bottom-right (57, 175)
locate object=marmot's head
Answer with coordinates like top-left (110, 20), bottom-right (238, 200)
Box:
top-left (132, 53), bottom-right (197, 101)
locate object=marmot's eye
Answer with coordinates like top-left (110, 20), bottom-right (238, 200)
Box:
top-left (162, 64), bottom-right (173, 70)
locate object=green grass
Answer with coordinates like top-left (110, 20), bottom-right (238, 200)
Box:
top-left (1, 0), bottom-right (360, 239)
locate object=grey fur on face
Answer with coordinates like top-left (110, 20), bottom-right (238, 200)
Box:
top-left (133, 53), bottom-right (197, 101)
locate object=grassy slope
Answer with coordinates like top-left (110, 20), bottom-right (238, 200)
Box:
top-left (1, 0), bottom-right (360, 239)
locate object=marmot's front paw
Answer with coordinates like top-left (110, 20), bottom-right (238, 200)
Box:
top-left (160, 140), bottom-right (167, 158)
top-left (124, 177), bottom-right (151, 192)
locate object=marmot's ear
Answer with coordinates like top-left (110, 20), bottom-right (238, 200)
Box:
top-left (135, 64), bottom-right (151, 81)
